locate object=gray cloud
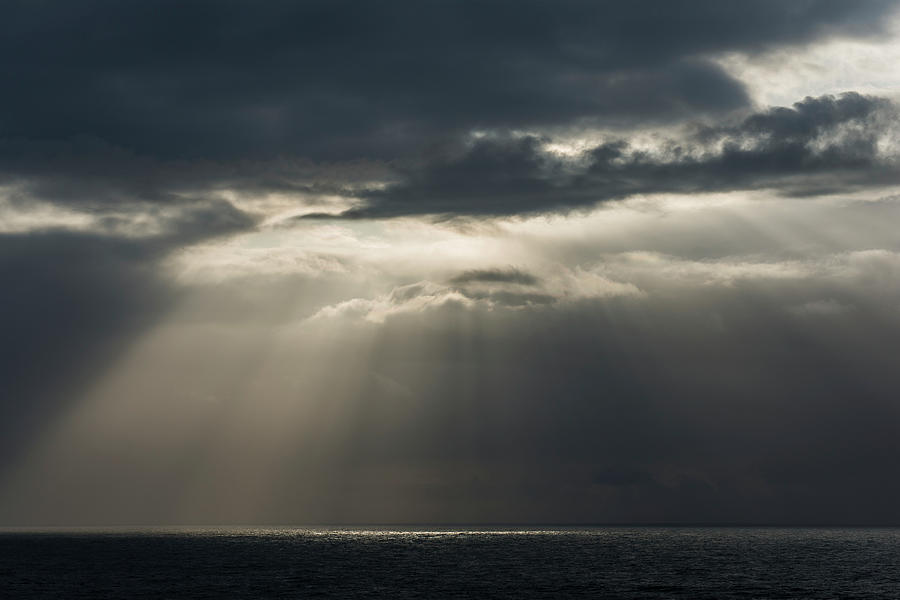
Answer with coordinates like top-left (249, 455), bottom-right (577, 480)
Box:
top-left (449, 268), bottom-right (541, 286)
top-left (5, 0), bottom-right (892, 162)
top-left (343, 93), bottom-right (899, 217)
top-left (0, 1), bottom-right (897, 224)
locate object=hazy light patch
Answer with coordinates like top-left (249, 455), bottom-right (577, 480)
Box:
top-left (594, 248), bottom-right (900, 296)
top-left (622, 191), bottom-right (770, 212)
top-left (169, 244), bottom-right (351, 283)
top-left (8, 192), bottom-right (900, 524)
top-left (0, 301), bottom-right (390, 522)
top-left (536, 125), bottom-right (698, 162)
top-left (598, 252), bottom-right (820, 287)
top-left (0, 187), bottom-right (257, 239)
top-left (548, 268), bottom-right (643, 299)
top-left (1, 274), bottom-right (499, 523)
top-left (788, 299), bottom-right (854, 317)
top-left (715, 20), bottom-right (900, 107)
top-left (165, 189), bottom-right (900, 297)
top-left (221, 190), bottom-right (362, 226)
top-left (542, 139), bottom-right (595, 158)
top-left (485, 191), bottom-right (775, 257)
top-left (306, 269), bottom-right (643, 325)
top-left (166, 217), bottom-right (521, 283)
top-left (309, 282), bottom-right (476, 324)
top-left (0, 194), bottom-right (97, 233)
top-left (0, 196), bottom-right (176, 238)
top-left (165, 223), bottom-right (384, 282)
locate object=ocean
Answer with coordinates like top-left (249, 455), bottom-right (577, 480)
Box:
top-left (1, 527), bottom-right (898, 598)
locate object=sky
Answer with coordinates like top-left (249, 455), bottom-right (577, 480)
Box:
top-left (3, 0), bottom-right (900, 526)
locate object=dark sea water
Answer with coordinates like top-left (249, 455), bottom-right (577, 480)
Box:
top-left (1, 527), bottom-right (898, 599)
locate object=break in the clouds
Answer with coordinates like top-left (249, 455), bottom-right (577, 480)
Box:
top-left (3, 1), bottom-right (900, 526)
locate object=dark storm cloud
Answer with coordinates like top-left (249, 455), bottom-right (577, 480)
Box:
top-left (343, 92), bottom-right (899, 217)
top-left (0, 1), bottom-right (894, 219)
top-left (0, 136), bottom-right (387, 212)
top-left (7, 1), bottom-right (891, 157)
top-left (1, 0), bottom-right (896, 163)
top-left (724, 90), bottom-right (885, 138)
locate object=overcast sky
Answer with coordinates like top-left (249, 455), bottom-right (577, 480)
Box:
top-left (3, 0), bottom-right (900, 526)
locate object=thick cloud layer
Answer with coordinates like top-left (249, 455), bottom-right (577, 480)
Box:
top-left (3, 0), bottom-right (893, 161)
top-left (345, 93), bottom-right (899, 217)
top-left (1, 1), bottom-right (898, 222)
